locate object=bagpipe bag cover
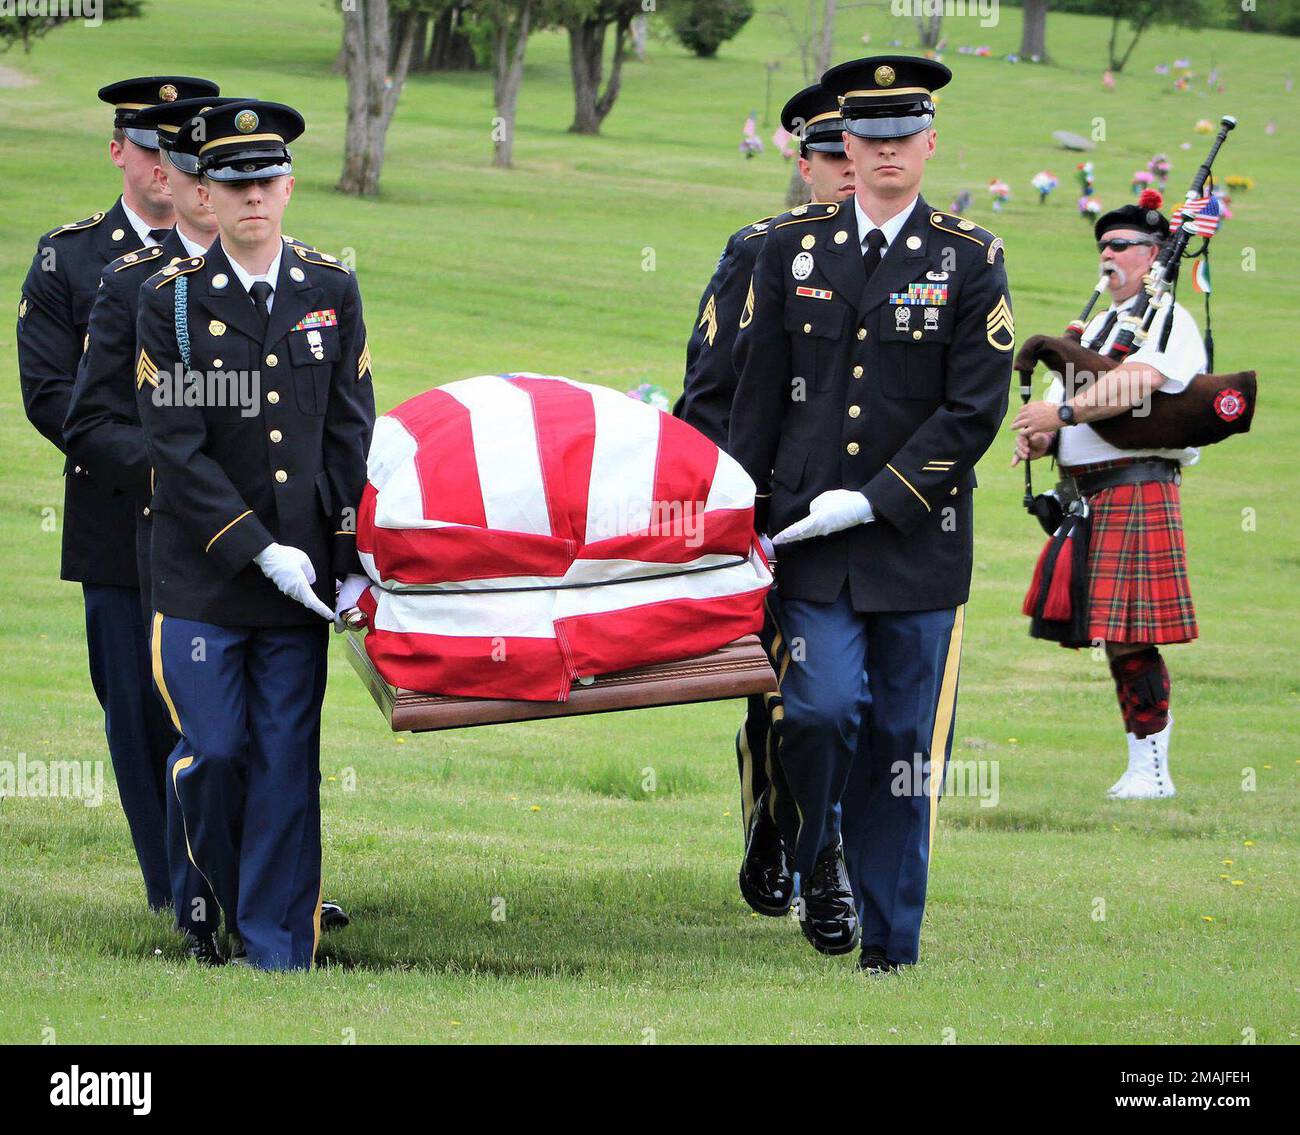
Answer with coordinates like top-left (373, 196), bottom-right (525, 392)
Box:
top-left (356, 374), bottom-right (773, 701)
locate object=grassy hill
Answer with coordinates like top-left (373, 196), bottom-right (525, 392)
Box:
top-left (0, 2), bottom-right (1296, 1043)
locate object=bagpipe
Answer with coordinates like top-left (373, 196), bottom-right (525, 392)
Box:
top-left (1018, 115), bottom-right (1258, 644)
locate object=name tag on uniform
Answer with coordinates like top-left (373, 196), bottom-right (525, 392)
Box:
top-left (795, 286), bottom-right (833, 301)
top-left (889, 283), bottom-right (948, 306)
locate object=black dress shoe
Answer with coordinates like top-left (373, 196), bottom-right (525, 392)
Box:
top-left (798, 842), bottom-right (860, 956)
top-left (738, 789), bottom-right (794, 916)
top-left (320, 900), bottom-right (351, 932)
top-left (858, 945), bottom-right (900, 975)
top-left (182, 930), bottom-right (225, 967)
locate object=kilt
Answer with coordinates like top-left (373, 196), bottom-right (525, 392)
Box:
top-left (1066, 459), bottom-right (1198, 645)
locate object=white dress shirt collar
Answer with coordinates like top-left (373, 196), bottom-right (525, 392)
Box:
top-left (226, 242), bottom-right (284, 313)
top-left (120, 198), bottom-right (166, 247)
top-left (175, 227), bottom-right (210, 259)
top-left (854, 194), bottom-right (919, 251)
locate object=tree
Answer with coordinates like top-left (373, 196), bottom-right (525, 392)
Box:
top-left (482, 0), bottom-right (539, 167)
top-left (560, 0), bottom-right (642, 135)
top-left (1020, 0), bottom-right (1049, 61)
top-left (1092, 0), bottom-right (1208, 72)
top-left (773, 0), bottom-right (838, 207)
top-left (337, 0), bottom-right (422, 197)
top-left (670, 0), bottom-right (753, 58)
top-left (915, 6), bottom-right (941, 50)
top-left (0, 0), bottom-right (141, 52)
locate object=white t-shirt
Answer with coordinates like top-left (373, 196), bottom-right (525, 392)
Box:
top-left (1048, 293), bottom-right (1207, 468)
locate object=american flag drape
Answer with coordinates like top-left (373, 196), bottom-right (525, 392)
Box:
top-left (356, 374), bottom-right (772, 701)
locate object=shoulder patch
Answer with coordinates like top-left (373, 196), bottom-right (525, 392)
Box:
top-left (46, 211), bottom-right (107, 239)
top-left (111, 245), bottom-right (166, 273)
top-left (929, 210), bottom-right (997, 249)
top-left (291, 244), bottom-right (351, 273)
top-left (742, 216), bottom-right (775, 240)
top-left (148, 256), bottom-right (204, 289)
top-left (775, 201), bottom-right (842, 230)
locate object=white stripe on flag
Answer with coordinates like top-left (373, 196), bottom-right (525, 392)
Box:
top-left (585, 384), bottom-right (658, 544)
top-left (705, 448), bottom-right (756, 514)
top-left (554, 549), bottom-right (771, 619)
top-left (443, 375), bottom-right (553, 537)
top-left (371, 587), bottom-right (557, 639)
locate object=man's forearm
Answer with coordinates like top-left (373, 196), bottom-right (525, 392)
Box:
top-left (1069, 363), bottom-right (1165, 423)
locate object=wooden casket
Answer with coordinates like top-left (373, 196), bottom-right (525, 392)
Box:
top-left (345, 631), bottom-right (776, 733)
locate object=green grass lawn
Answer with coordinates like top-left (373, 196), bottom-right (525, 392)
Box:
top-left (1, 2), bottom-right (1297, 1044)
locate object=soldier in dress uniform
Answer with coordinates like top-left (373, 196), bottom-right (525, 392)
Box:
top-left (17, 75), bottom-right (219, 912)
top-left (135, 100), bottom-right (375, 969)
top-left (64, 94), bottom-right (242, 961)
top-left (64, 97), bottom-right (352, 960)
top-left (675, 83), bottom-right (855, 919)
top-left (1012, 197), bottom-right (1206, 800)
top-left (729, 58), bottom-right (1013, 970)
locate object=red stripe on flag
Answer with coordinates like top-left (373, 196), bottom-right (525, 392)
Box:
top-left (581, 507), bottom-right (754, 563)
top-left (555, 588), bottom-right (768, 682)
top-left (508, 376), bottom-right (595, 545)
top-left (387, 389), bottom-right (487, 527)
top-left (364, 524), bottom-right (574, 584)
top-left (651, 413), bottom-right (719, 526)
top-left (360, 603), bottom-right (569, 701)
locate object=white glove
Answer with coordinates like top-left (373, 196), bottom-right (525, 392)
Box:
top-left (254, 543), bottom-right (334, 620)
top-left (772, 490), bottom-right (874, 546)
top-left (758, 534), bottom-right (775, 563)
top-left (334, 573), bottom-right (371, 630)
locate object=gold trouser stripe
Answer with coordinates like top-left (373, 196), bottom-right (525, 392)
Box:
top-left (886, 463), bottom-right (931, 512)
top-left (170, 754), bottom-right (224, 927)
top-left (927, 605), bottom-right (966, 858)
top-left (737, 723), bottom-right (756, 831)
top-left (151, 613), bottom-right (182, 732)
top-left (311, 883), bottom-right (323, 969)
top-left (171, 755), bottom-right (199, 869)
top-left (206, 509), bottom-right (252, 553)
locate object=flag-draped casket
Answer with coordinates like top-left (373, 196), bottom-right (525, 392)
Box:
top-left (356, 374), bottom-right (772, 702)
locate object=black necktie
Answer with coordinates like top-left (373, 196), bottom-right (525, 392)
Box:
top-left (249, 281), bottom-right (274, 331)
top-left (862, 227), bottom-right (886, 281)
top-left (147, 228), bottom-right (170, 245)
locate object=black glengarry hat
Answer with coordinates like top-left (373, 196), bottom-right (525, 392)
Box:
top-left (1094, 189), bottom-right (1171, 243)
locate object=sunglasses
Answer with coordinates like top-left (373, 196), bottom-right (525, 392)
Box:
top-left (1098, 237), bottom-right (1157, 253)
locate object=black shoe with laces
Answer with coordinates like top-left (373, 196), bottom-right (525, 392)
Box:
top-left (320, 900), bottom-right (351, 932)
top-left (798, 841), bottom-right (860, 956)
top-left (182, 930), bottom-right (225, 967)
top-left (738, 788), bottom-right (794, 916)
top-left (858, 945), bottom-right (900, 975)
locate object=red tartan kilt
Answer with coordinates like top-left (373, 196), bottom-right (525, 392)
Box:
top-left (1083, 478), bottom-right (1198, 644)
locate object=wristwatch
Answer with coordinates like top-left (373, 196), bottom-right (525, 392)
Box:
top-left (1057, 402), bottom-right (1077, 426)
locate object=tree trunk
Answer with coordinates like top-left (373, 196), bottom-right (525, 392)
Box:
top-left (816, 0), bottom-right (837, 74)
top-left (337, 0), bottom-right (419, 198)
top-left (493, 1), bottom-right (532, 168)
top-left (785, 164), bottom-right (811, 209)
top-left (430, 4), bottom-right (479, 71)
top-left (1020, 0), bottom-right (1048, 61)
top-left (409, 11), bottom-right (431, 72)
top-left (566, 9), bottom-right (632, 135)
top-left (916, 13), bottom-right (942, 50)
top-left (631, 13), bottom-right (646, 61)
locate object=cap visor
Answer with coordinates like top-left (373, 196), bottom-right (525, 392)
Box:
top-left (123, 127), bottom-right (161, 150)
top-left (203, 159), bottom-right (293, 182)
top-left (161, 148), bottom-right (202, 176)
top-left (843, 114), bottom-right (932, 140)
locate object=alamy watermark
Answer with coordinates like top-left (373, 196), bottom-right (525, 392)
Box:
top-left (0, 0), bottom-right (103, 26)
top-left (1, 754), bottom-right (103, 807)
top-left (890, 0), bottom-right (999, 28)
